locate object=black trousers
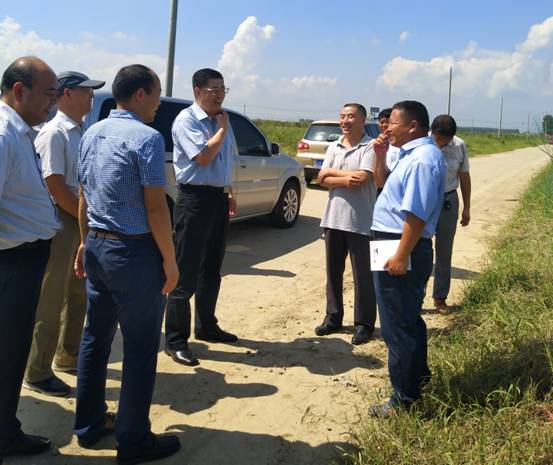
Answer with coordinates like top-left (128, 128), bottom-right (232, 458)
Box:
top-left (0, 240), bottom-right (51, 448)
top-left (165, 185), bottom-right (229, 350)
top-left (323, 228), bottom-right (376, 329)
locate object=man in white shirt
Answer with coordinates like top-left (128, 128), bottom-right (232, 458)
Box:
top-left (0, 56), bottom-right (60, 459)
top-left (24, 71), bottom-right (104, 397)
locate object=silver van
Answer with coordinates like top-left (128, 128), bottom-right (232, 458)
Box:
top-left (85, 93), bottom-right (306, 228)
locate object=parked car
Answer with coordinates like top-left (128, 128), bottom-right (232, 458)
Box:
top-left (296, 120), bottom-right (380, 184)
top-left (85, 93), bottom-right (306, 228)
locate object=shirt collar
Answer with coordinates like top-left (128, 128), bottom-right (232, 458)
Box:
top-left (108, 109), bottom-right (142, 121)
top-left (0, 100), bottom-right (32, 135)
top-left (399, 136), bottom-right (435, 159)
top-left (56, 110), bottom-right (81, 131)
top-left (191, 101), bottom-right (210, 121)
top-left (337, 134), bottom-right (371, 150)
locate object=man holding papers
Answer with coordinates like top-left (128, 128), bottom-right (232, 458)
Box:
top-left (370, 101), bottom-right (446, 418)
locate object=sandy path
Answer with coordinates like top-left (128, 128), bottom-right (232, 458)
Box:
top-left (8, 147), bottom-right (550, 465)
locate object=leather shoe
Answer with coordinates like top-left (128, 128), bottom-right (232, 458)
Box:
top-left (314, 322), bottom-right (342, 336)
top-left (368, 401), bottom-right (397, 419)
top-left (117, 433), bottom-right (180, 464)
top-left (77, 412), bottom-right (117, 448)
top-left (351, 325), bottom-right (373, 345)
top-left (23, 375), bottom-right (70, 397)
top-left (195, 325), bottom-right (237, 343)
top-left (165, 347), bottom-right (199, 366)
top-left (0, 433), bottom-right (51, 457)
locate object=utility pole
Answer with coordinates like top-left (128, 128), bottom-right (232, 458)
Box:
top-left (527, 113), bottom-right (530, 136)
top-left (497, 96), bottom-right (503, 139)
top-left (243, 104), bottom-right (246, 116)
top-left (447, 66), bottom-right (452, 115)
top-left (165, 0), bottom-right (178, 97)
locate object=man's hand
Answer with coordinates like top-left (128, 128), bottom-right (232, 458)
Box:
top-left (384, 253), bottom-right (409, 275)
top-left (461, 207), bottom-right (470, 226)
top-left (74, 243), bottom-right (86, 279)
top-left (228, 193), bottom-right (236, 216)
top-left (345, 173), bottom-right (363, 189)
top-left (216, 111), bottom-right (229, 132)
top-left (373, 133), bottom-right (390, 158)
top-left (162, 259), bottom-right (179, 294)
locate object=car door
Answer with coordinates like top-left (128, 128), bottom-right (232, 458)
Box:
top-left (228, 112), bottom-right (279, 216)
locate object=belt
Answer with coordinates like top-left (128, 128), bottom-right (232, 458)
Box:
top-left (179, 184), bottom-right (230, 194)
top-left (445, 189), bottom-right (457, 196)
top-left (9, 238), bottom-right (51, 251)
top-left (89, 228), bottom-right (151, 240)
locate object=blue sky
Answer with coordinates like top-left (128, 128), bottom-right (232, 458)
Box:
top-left (1, 0), bottom-right (553, 130)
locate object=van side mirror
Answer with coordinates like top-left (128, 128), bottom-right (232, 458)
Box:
top-left (271, 143), bottom-right (280, 155)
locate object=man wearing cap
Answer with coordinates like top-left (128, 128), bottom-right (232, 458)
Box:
top-left (0, 56), bottom-right (60, 458)
top-left (23, 71), bottom-right (104, 397)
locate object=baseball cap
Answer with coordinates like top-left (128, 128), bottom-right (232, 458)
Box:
top-left (57, 71), bottom-right (105, 94)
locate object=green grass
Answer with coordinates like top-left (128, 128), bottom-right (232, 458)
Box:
top-left (338, 162), bottom-right (553, 465)
top-left (252, 119), bottom-right (547, 157)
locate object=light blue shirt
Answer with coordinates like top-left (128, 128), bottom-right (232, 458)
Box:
top-left (172, 102), bottom-right (234, 187)
top-left (372, 136), bottom-right (446, 239)
top-left (0, 101), bottom-right (61, 249)
top-left (78, 110), bottom-right (166, 235)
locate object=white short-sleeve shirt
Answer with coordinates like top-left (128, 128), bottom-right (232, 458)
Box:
top-left (441, 135), bottom-right (470, 192)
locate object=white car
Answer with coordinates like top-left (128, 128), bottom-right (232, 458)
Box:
top-left (85, 93), bottom-right (306, 228)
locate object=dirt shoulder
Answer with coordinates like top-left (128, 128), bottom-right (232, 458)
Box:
top-left (8, 147), bottom-right (550, 465)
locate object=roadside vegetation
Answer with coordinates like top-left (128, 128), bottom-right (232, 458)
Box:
top-left (339, 162), bottom-right (553, 465)
top-left (254, 119), bottom-right (547, 157)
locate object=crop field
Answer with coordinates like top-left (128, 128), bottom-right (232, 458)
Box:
top-left (253, 119), bottom-right (547, 157)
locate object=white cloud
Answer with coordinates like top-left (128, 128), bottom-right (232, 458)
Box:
top-left (399, 30), bottom-right (411, 43)
top-left (0, 16), bottom-right (177, 94)
top-left (378, 15), bottom-right (553, 103)
top-left (112, 31), bottom-right (139, 42)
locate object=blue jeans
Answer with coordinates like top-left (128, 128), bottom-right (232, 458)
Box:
top-left (74, 232), bottom-right (165, 448)
top-left (372, 232), bottom-right (433, 404)
top-left (0, 240), bottom-right (50, 448)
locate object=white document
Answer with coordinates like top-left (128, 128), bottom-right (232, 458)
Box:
top-left (369, 239), bottom-right (411, 271)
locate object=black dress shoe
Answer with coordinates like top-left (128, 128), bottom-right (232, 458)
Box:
top-left (23, 375), bottom-right (70, 397)
top-left (0, 433), bottom-right (51, 457)
top-left (117, 433), bottom-right (180, 465)
top-left (165, 347), bottom-right (199, 366)
top-left (314, 322), bottom-right (342, 336)
top-left (77, 412), bottom-right (117, 448)
top-left (195, 325), bottom-right (237, 343)
top-left (351, 325), bottom-right (373, 345)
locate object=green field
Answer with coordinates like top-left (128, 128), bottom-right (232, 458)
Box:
top-left (339, 162), bottom-right (553, 465)
top-left (253, 119), bottom-right (547, 157)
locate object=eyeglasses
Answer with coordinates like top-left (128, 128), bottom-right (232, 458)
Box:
top-left (201, 86), bottom-right (229, 95)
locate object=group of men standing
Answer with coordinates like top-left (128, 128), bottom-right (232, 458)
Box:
top-left (0, 57), bottom-right (236, 464)
top-left (0, 54), bottom-right (472, 462)
top-left (315, 101), bottom-right (471, 416)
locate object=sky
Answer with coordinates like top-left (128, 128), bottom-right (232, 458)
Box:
top-left (1, 0), bottom-right (553, 131)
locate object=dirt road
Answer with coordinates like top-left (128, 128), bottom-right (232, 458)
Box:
top-left (8, 147), bottom-right (550, 465)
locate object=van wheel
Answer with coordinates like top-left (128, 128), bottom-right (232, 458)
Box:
top-left (271, 181), bottom-right (300, 228)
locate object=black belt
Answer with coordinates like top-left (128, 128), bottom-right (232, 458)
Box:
top-left (445, 190), bottom-right (457, 196)
top-left (9, 238), bottom-right (51, 251)
top-left (179, 184), bottom-right (225, 194)
top-left (89, 228), bottom-right (151, 240)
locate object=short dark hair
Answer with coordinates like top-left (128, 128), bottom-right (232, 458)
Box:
top-left (192, 68), bottom-right (224, 89)
top-left (343, 103), bottom-right (367, 120)
top-left (378, 108), bottom-right (392, 120)
top-left (1, 57), bottom-right (37, 95)
top-left (431, 114), bottom-right (457, 137)
top-left (392, 100), bottom-right (430, 132)
top-left (112, 64), bottom-right (155, 102)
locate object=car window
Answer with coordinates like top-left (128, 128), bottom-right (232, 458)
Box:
top-left (364, 123), bottom-right (380, 139)
top-left (228, 112), bottom-right (269, 156)
top-left (304, 124), bottom-right (341, 142)
top-left (97, 98), bottom-right (190, 152)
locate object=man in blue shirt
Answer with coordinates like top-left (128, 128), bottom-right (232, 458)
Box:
top-left (370, 100), bottom-right (446, 417)
top-left (0, 56), bottom-right (60, 459)
top-left (164, 68), bottom-right (237, 367)
top-left (75, 65), bottom-right (180, 464)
